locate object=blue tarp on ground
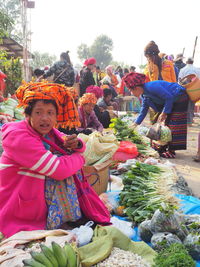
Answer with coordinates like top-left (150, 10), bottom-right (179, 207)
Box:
top-left (176, 194), bottom-right (200, 267)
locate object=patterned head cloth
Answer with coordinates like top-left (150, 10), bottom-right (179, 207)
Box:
top-left (124, 72), bottom-right (147, 90)
top-left (67, 87), bottom-right (79, 101)
top-left (16, 81), bottom-right (80, 128)
top-left (78, 93), bottom-right (97, 106)
top-left (86, 85), bottom-right (103, 99)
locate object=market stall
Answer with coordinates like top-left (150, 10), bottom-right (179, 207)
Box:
top-left (0, 113), bottom-right (200, 267)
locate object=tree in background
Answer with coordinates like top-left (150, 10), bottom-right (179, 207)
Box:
top-left (0, 9), bottom-right (14, 38)
top-left (77, 34), bottom-right (113, 68)
top-left (1, 0), bottom-right (22, 42)
top-left (77, 44), bottom-right (91, 62)
top-left (30, 51), bottom-right (57, 70)
top-left (0, 4), bottom-right (22, 96)
top-left (0, 50), bottom-right (22, 96)
top-left (90, 35), bottom-right (113, 68)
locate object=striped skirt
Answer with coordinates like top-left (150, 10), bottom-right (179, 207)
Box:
top-left (166, 93), bottom-right (189, 151)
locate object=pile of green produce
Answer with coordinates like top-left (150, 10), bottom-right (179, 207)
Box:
top-left (119, 162), bottom-right (178, 223)
top-left (138, 207), bottom-right (200, 261)
top-left (109, 117), bottom-right (147, 152)
top-left (23, 241), bottom-right (78, 267)
top-left (153, 243), bottom-right (195, 267)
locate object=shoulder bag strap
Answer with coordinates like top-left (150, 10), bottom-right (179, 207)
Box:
top-left (40, 135), bottom-right (69, 155)
top-left (54, 65), bottom-right (69, 82)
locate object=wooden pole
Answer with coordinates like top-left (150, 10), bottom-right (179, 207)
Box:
top-left (192, 36), bottom-right (198, 60)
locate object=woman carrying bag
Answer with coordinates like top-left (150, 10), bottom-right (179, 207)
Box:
top-left (124, 72), bottom-right (189, 158)
top-left (0, 81), bottom-right (110, 238)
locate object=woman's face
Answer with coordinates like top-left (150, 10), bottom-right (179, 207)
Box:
top-left (83, 103), bottom-right (95, 115)
top-left (26, 101), bottom-right (57, 135)
top-left (88, 64), bottom-right (96, 72)
top-left (132, 86), bottom-right (144, 97)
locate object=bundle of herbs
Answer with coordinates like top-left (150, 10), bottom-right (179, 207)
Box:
top-left (153, 243), bottom-right (196, 267)
top-left (109, 118), bottom-right (147, 152)
top-left (119, 162), bottom-right (179, 223)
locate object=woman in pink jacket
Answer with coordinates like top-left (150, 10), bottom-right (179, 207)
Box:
top-left (0, 82), bottom-right (87, 238)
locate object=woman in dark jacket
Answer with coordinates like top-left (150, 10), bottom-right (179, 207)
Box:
top-left (79, 58), bottom-right (96, 96)
top-left (43, 51), bottom-right (75, 86)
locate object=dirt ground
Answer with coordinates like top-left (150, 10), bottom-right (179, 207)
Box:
top-left (167, 116), bottom-right (200, 197)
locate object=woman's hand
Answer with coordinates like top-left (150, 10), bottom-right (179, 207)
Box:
top-left (158, 112), bottom-right (167, 123)
top-left (63, 134), bottom-right (80, 150)
top-left (130, 122), bottom-right (138, 130)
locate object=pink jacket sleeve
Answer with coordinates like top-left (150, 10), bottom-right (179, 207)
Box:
top-left (3, 130), bottom-right (85, 180)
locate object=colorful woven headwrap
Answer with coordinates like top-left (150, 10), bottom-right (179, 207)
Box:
top-left (86, 85), bottom-right (103, 99)
top-left (78, 93), bottom-right (97, 106)
top-left (16, 81), bottom-right (80, 128)
top-left (67, 87), bottom-right (79, 101)
top-left (124, 72), bottom-right (147, 89)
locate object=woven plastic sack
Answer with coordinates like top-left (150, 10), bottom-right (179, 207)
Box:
top-left (14, 107), bottom-right (25, 120)
top-left (0, 104), bottom-right (14, 117)
top-left (78, 131), bottom-right (119, 166)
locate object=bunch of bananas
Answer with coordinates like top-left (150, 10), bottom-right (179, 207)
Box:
top-left (23, 241), bottom-right (78, 267)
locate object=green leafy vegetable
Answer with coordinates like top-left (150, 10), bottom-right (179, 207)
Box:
top-left (153, 243), bottom-right (195, 267)
top-left (119, 162), bottom-right (178, 223)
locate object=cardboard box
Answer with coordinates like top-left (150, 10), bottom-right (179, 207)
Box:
top-left (83, 159), bottom-right (112, 195)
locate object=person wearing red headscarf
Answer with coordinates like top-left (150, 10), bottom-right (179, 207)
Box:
top-left (124, 72), bottom-right (189, 159)
top-left (79, 57), bottom-right (96, 96)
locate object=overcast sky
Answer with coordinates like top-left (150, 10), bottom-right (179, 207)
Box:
top-left (30, 0), bottom-right (200, 69)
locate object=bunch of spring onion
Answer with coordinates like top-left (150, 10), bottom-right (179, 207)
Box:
top-left (119, 162), bottom-right (179, 223)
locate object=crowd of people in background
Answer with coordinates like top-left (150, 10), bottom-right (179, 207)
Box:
top-left (25, 41), bottom-right (200, 161)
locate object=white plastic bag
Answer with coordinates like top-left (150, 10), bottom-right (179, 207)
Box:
top-left (110, 217), bottom-right (135, 239)
top-left (71, 221), bottom-right (94, 247)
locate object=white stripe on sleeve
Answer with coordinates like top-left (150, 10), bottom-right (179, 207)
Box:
top-left (46, 159), bottom-right (60, 176)
top-left (30, 151), bottom-right (51, 171)
top-left (40, 155), bottom-right (57, 174)
top-left (0, 163), bottom-right (13, 170)
top-left (18, 171), bottom-right (45, 180)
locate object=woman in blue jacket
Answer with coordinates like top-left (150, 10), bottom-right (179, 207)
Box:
top-left (124, 72), bottom-right (189, 158)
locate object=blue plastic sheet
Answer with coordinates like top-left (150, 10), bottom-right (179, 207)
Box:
top-left (176, 194), bottom-right (200, 267)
